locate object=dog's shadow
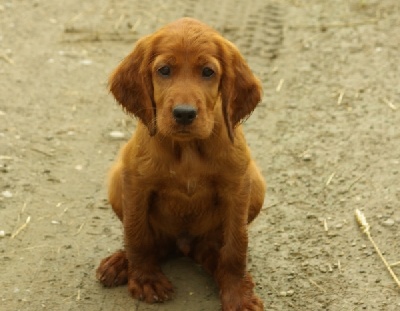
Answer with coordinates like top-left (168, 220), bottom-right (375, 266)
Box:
top-left (98, 257), bottom-right (219, 311)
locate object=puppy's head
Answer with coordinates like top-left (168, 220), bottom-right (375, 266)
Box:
top-left (109, 18), bottom-right (262, 142)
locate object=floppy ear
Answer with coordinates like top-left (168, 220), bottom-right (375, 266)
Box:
top-left (219, 40), bottom-right (262, 142)
top-left (109, 36), bottom-right (157, 135)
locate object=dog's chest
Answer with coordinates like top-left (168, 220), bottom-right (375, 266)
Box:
top-left (168, 168), bottom-right (204, 196)
top-left (167, 143), bottom-right (212, 195)
top-left (149, 146), bottom-right (221, 235)
top-left (150, 180), bottom-right (220, 236)
top-left (163, 159), bottom-right (213, 201)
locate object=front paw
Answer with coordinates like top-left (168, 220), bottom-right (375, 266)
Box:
top-left (220, 274), bottom-right (264, 311)
top-left (128, 270), bottom-right (174, 303)
top-left (222, 294), bottom-right (264, 311)
top-left (96, 250), bottom-right (128, 287)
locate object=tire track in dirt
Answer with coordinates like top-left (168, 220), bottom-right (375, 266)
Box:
top-left (62, 0), bottom-right (284, 79)
top-left (182, 0), bottom-right (284, 78)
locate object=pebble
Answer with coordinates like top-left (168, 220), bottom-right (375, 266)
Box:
top-left (382, 218), bottom-right (395, 227)
top-left (302, 153), bottom-right (312, 161)
top-left (1, 190), bottom-right (13, 198)
top-left (286, 290), bottom-right (294, 296)
top-left (0, 230), bottom-right (5, 237)
top-left (279, 290), bottom-right (294, 297)
top-left (109, 131), bottom-right (125, 139)
top-left (306, 213), bottom-right (317, 219)
top-left (79, 59), bottom-right (93, 65)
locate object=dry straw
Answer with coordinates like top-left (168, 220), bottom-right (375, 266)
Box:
top-left (355, 209), bottom-right (400, 289)
top-left (11, 216), bottom-right (31, 239)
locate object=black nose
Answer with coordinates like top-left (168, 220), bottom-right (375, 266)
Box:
top-left (172, 105), bottom-right (197, 125)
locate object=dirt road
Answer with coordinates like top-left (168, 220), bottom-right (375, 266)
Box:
top-left (1, 0), bottom-right (400, 310)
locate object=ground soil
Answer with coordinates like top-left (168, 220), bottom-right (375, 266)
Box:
top-left (1, 0), bottom-right (400, 310)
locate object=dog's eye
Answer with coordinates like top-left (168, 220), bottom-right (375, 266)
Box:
top-left (202, 67), bottom-right (215, 78)
top-left (158, 66), bottom-right (171, 77)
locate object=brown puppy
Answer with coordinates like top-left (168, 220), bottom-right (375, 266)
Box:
top-left (96, 18), bottom-right (266, 311)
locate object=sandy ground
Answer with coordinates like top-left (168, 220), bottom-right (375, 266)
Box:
top-left (1, 0), bottom-right (400, 310)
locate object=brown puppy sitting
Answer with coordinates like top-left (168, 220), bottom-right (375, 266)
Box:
top-left (96, 18), bottom-right (266, 311)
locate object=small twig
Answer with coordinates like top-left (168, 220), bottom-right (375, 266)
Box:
top-left (390, 261), bottom-right (400, 267)
top-left (74, 222), bottom-right (85, 236)
top-left (11, 216), bottom-right (31, 239)
top-left (59, 206), bottom-right (69, 217)
top-left (22, 244), bottom-right (52, 251)
top-left (17, 201), bottom-right (27, 223)
top-left (326, 172), bottom-right (335, 186)
top-left (21, 201), bottom-right (27, 214)
top-left (31, 147), bottom-right (53, 157)
top-left (130, 18), bottom-right (142, 33)
top-left (276, 78), bottom-right (284, 92)
top-left (308, 278), bottom-right (326, 293)
top-left (0, 53), bottom-right (14, 65)
top-left (323, 218), bottom-right (328, 231)
top-left (383, 98), bottom-right (397, 111)
top-left (337, 90), bottom-right (345, 105)
top-left (0, 155), bottom-right (13, 160)
top-left (355, 209), bottom-right (400, 289)
top-left (66, 13), bottom-right (83, 24)
top-left (114, 14), bottom-right (125, 30)
top-left (346, 175), bottom-right (363, 192)
top-left (62, 294), bottom-right (75, 303)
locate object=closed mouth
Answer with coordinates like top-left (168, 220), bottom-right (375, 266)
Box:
top-left (177, 130), bottom-right (190, 134)
top-left (172, 129), bottom-right (194, 140)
